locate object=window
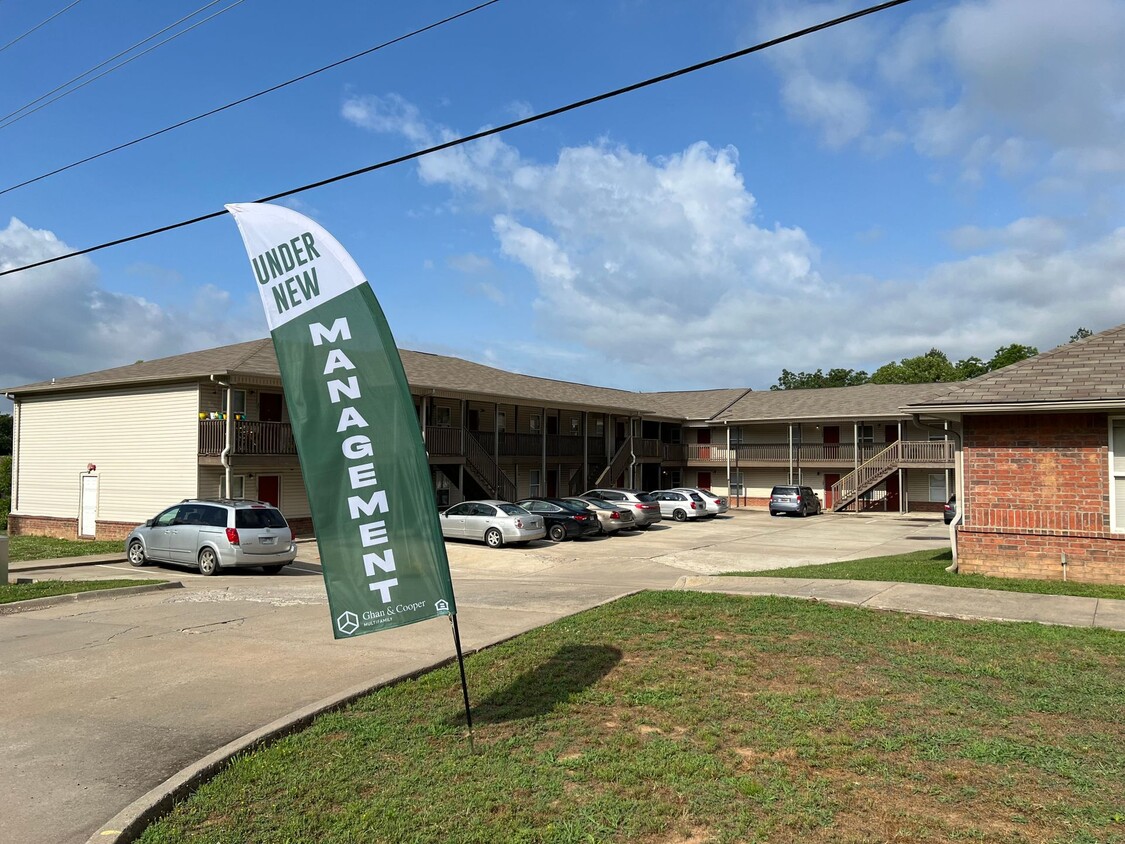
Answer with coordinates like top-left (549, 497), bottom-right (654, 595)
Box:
top-left (528, 469), bottom-right (541, 497)
top-left (729, 470), bottom-right (744, 496)
top-left (1112, 419), bottom-right (1125, 532)
top-left (433, 406), bottom-right (451, 427)
top-left (928, 473), bottom-right (947, 503)
top-left (669, 427), bottom-right (682, 444)
top-left (231, 390), bottom-right (247, 415)
top-left (594, 417), bottom-right (605, 436)
top-left (530, 414), bottom-right (541, 432)
top-left (729, 427), bottom-right (744, 445)
top-left (570, 416), bottom-right (580, 434)
top-left (857, 425), bottom-right (874, 444)
top-left (497, 411), bottom-right (506, 432)
top-left (223, 475), bottom-right (245, 499)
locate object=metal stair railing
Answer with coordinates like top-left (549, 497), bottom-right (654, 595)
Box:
top-left (593, 437), bottom-right (633, 488)
top-left (464, 432), bottom-right (517, 502)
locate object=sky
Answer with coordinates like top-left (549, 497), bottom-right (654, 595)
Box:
top-left (2, 0), bottom-right (1125, 414)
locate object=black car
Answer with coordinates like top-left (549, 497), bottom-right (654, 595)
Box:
top-left (944, 494), bottom-right (957, 524)
top-left (515, 497), bottom-right (603, 542)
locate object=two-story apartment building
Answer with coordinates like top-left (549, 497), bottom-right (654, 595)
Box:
top-left (4, 339), bottom-right (956, 541)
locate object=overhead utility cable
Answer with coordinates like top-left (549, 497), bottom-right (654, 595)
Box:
top-left (0, 0), bottom-right (503, 197)
top-left (0, 0), bottom-right (86, 54)
top-left (0, 0), bottom-right (915, 280)
top-left (0, 0), bottom-right (244, 129)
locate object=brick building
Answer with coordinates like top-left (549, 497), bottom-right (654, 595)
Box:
top-left (908, 324), bottom-right (1125, 585)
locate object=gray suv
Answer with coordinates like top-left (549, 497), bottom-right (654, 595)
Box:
top-left (126, 499), bottom-right (298, 575)
top-left (769, 485), bottom-right (822, 517)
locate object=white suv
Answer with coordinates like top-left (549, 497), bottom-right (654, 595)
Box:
top-left (126, 499), bottom-right (298, 576)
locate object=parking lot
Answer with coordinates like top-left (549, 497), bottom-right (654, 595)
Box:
top-left (4, 509), bottom-right (949, 844)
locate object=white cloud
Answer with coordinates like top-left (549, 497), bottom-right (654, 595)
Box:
top-left (344, 94), bottom-right (1125, 389)
top-left (756, 0), bottom-right (1125, 190)
top-left (0, 218), bottom-right (262, 403)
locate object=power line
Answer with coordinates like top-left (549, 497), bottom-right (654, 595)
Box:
top-left (0, 0), bottom-right (916, 280)
top-left (0, 0), bottom-right (244, 129)
top-left (0, 0), bottom-right (503, 197)
top-left (0, 0), bottom-right (86, 55)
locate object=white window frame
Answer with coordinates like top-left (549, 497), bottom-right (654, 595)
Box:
top-left (928, 473), bottom-right (946, 503)
top-left (497, 411), bottom-right (506, 432)
top-left (1110, 417), bottom-right (1125, 533)
top-left (729, 470), bottom-right (744, 496)
top-left (728, 426), bottom-right (744, 446)
top-left (857, 424), bottom-right (875, 444)
top-left (231, 389), bottom-right (247, 415)
top-left (570, 416), bottom-right (580, 434)
top-left (223, 474), bottom-right (246, 499)
top-left (529, 414), bottom-right (541, 433)
top-left (528, 469), bottom-right (541, 497)
top-left (433, 405), bottom-right (452, 427)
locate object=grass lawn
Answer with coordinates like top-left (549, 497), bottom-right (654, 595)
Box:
top-left (6, 535), bottom-right (123, 562)
top-left (722, 549), bottom-right (1125, 601)
top-left (1, 579), bottom-right (161, 604)
top-left (139, 592), bottom-right (1124, 844)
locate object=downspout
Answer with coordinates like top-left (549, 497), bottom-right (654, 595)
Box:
top-left (5, 393), bottom-right (19, 513)
top-left (628, 416), bottom-right (639, 488)
top-left (913, 413), bottom-right (963, 572)
top-left (210, 375), bottom-right (232, 498)
top-left (725, 421), bottom-right (731, 505)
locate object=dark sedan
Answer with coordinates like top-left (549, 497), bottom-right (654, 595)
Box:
top-left (515, 497), bottom-right (602, 542)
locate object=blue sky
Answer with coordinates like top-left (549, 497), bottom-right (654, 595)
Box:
top-left (3, 0), bottom-right (1125, 413)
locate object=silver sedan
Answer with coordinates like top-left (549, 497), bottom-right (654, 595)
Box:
top-left (564, 496), bottom-right (638, 534)
top-left (438, 500), bottom-right (546, 548)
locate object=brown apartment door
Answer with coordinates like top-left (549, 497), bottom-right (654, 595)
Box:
top-left (885, 424), bottom-right (899, 444)
top-left (260, 392), bottom-right (284, 422)
top-left (824, 473), bottom-right (840, 509)
top-left (698, 428), bottom-right (711, 460)
top-left (257, 475), bottom-right (280, 508)
top-left (824, 426), bottom-right (840, 460)
top-left (698, 471), bottom-right (712, 490)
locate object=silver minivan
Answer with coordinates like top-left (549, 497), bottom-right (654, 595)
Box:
top-left (126, 499), bottom-right (298, 575)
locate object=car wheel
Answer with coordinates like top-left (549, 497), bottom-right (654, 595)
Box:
top-left (198, 548), bottom-right (220, 576)
top-left (799, 505), bottom-right (808, 517)
top-left (549, 523), bottom-right (567, 542)
top-left (673, 509), bottom-right (688, 522)
top-left (127, 540), bottom-right (147, 567)
top-left (484, 528), bottom-right (504, 548)
top-left (262, 565), bottom-right (285, 575)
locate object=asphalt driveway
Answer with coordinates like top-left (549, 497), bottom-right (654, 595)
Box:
top-left (1, 510), bottom-right (949, 844)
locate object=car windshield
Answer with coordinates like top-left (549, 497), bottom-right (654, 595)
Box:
top-left (635, 492), bottom-right (657, 503)
top-left (498, 503), bottom-right (528, 516)
top-left (235, 508), bottom-right (287, 529)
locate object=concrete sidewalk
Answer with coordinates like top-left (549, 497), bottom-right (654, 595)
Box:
top-left (675, 575), bottom-right (1125, 631)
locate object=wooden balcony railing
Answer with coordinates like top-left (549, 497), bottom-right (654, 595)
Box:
top-left (673, 441), bottom-right (954, 467)
top-left (199, 419), bottom-right (297, 456)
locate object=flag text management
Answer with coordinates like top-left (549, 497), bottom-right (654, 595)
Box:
top-left (310, 316), bottom-right (399, 603)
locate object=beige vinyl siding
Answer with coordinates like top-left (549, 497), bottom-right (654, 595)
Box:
top-left (14, 385), bottom-right (199, 523)
top-left (907, 468), bottom-right (950, 503)
top-left (197, 465), bottom-right (311, 518)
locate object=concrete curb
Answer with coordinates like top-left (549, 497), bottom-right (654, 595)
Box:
top-left (0, 581), bottom-right (183, 614)
top-left (9, 554), bottom-right (126, 573)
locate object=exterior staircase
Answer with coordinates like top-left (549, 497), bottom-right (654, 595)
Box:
top-left (464, 433), bottom-right (517, 502)
top-left (593, 437), bottom-right (633, 488)
top-left (830, 440), bottom-right (954, 511)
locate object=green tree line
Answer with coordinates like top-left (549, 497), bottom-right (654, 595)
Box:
top-left (770, 328), bottom-right (1093, 391)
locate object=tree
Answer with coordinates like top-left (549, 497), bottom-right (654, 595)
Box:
top-left (986, 343), bottom-right (1038, 371)
top-left (870, 348), bottom-right (958, 384)
top-left (1070, 327), bottom-right (1093, 343)
top-left (953, 356), bottom-right (988, 380)
top-left (0, 413), bottom-right (11, 456)
top-left (771, 367), bottom-right (869, 390)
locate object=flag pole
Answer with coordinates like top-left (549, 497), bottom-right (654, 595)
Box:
top-left (449, 613), bottom-right (475, 752)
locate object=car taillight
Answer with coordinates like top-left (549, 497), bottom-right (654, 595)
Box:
top-left (226, 527), bottom-right (240, 545)
top-left (691, 503), bottom-right (697, 509)
top-left (515, 518), bottom-right (524, 528)
top-left (610, 511), bottom-right (620, 519)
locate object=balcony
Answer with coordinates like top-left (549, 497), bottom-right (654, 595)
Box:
top-left (674, 440), bottom-right (954, 468)
top-left (199, 419), bottom-right (297, 457)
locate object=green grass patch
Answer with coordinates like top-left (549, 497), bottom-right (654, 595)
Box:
top-left (1, 579), bottom-right (159, 604)
top-left (139, 592), bottom-right (1125, 844)
top-left (6, 535), bottom-right (123, 562)
top-left (722, 548), bottom-right (1125, 600)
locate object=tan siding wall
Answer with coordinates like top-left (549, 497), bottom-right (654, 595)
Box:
top-left (15, 386), bottom-right (199, 523)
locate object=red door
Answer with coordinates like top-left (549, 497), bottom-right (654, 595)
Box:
top-left (698, 428), bottom-right (711, 460)
top-left (698, 471), bottom-right (712, 490)
top-left (885, 473), bottom-right (900, 511)
top-left (257, 475), bottom-right (280, 508)
top-left (824, 473), bottom-right (840, 509)
top-left (824, 426), bottom-right (840, 461)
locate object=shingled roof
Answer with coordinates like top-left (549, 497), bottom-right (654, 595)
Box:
top-left (714, 382), bottom-right (958, 423)
top-left (4, 339), bottom-right (745, 417)
top-left (907, 322), bottom-right (1125, 411)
